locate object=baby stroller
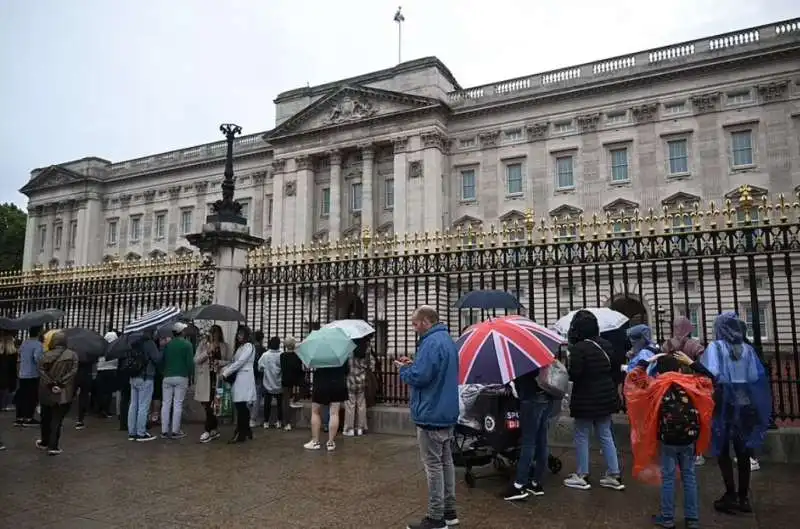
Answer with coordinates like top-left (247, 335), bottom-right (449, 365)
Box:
top-left (452, 385), bottom-right (562, 488)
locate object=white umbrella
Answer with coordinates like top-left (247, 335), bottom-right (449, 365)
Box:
top-left (553, 308), bottom-right (629, 336)
top-left (322, 319), bottom-right (375, 339)
top-left (124, 306), bottom-right (181, 334)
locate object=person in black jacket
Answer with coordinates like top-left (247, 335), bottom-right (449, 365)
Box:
top-left (279, 336), bottom-right (304, 430)
top-left (563, 310), bottom-right (625, 492)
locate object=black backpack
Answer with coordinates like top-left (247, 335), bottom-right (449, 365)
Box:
top-left (116, 336), bottom-right (149, 378)
top-left (659, 383), bottom-right (700, 446)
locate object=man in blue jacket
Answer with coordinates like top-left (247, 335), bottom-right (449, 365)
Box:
top-left (399, 306), bottom-right (460, 529)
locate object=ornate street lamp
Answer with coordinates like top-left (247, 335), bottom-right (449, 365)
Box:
top-left (209, 123), bottom-right (245, 224)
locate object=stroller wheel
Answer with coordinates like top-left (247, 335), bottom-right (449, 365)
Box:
top-left (548, 455), bottom-right (562, 474)
top-left (464, 471), bottom-right (476, 488)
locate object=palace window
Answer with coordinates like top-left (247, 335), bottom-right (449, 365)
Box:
top-left (129, 216), bottom-right (142, 242)
top-left (667, 139), bottom-right (689, 175)
top-left (180, 209), bottom-right (193, 235)
top-left (506, 162), bottom-right (523, 195)
top-left (504, 128), bottom-right (523, 142)
top-left (672, 214), bottom-right (693, 233)
top-left (554, 121), bottom-right (574, 134)
top-left (727, 90), bottom-right (753, 106)
top-left (663, 102), bottom-right (686, 115)
top-left (741, 302), bottom-right (768, 340)
top-left (350, 182), bottom-right (362, 212)
top-left (610, 148), bottom-right (629, 182)
top-left (385, 178), bottom-right (394, 209)
top-left (267, 197), bottom-right (274, 226)
top-left (606, 112), bottom-right (627, 124)
top-left (37, 225), bottom-right (46, 252)
top-left (69, 220), bottom-right (77, 249)
top-left (555, 156), bottom-right (575, 190)
top-left (154, 213), bottom-right (166, 239)
top-left (731, 130), bottom-right (753, 167)
top-left (461, 169), bottom-right (476, 201)
top-left (53, 224), bottom-right (63, 250)
top-left (236, 200), bottom-right (250, 221)
top-left (321, 188), bottom-right (331, 216)
top-left (106, 220), bottom-right (118, 245)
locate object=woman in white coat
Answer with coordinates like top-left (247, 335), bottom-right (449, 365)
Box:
top-left (222, 326), bottom-right (257, 443)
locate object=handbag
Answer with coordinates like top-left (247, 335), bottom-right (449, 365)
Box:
top-left (536, 359), bottom-right (569, 398)
top-left (223, 371), bottom-right (237, 385)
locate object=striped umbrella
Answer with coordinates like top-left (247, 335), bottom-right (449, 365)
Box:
top-left (123, 306), bottom-right (181, 334)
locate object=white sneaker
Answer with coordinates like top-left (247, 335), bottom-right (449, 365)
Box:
top-left (274, 421), bottom-right (282, 429)
top-left (563, 473), bottom-right (591, 490)
top-left (304, 440), bottom-right (321, 450)
top-left (356, 428), bottom-right (364, 436)
top-left (750, 457), bottom-right (760, 471)
top-left (283, 424), bottom-right (293, 431)
top-left (695, 455), bottom-right (706, 466)
top-left (262, 422), bottom-right (270, 429)
top-left (200, 431), bottom-right (220, 444)
top-left (343, 429), bottom-right (355, 437)
top-left (249, 419), bottom-right (258, 428)
top-left (289, 401), bottom-right (303, 409)
top-left (326, 440), bottom-right (336, 451)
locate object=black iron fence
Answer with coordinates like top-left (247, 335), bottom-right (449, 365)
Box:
top-left (0, 258), bottom-right (200, 333)
top-left (242, 191), bottom-right (800, 421)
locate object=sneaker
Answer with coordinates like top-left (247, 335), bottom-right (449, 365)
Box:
top-left (136, 432), bottom-right (157, 442)
top-left (599, 474), bottom-right (626, 491)
top-left (406, 517), bottom-right (446, 529)
top-left (249, 419), bottom-right (258, 428)
top-left (160, 432), bottom-right (172, 439)
top-left (283, 424), bottom-right (293, 431)
top-left (262, 422), bottom-right (270, 429)
top-left (171, 431), bottom-right (187, 440)
top-left (503, 483), bottom-right (529, 501)
top-left (444, 511), bottom-right (459, 526)
top-left (525, 481), bottom-right (544, 496)
top-left (35, 440), bottom-right (47, 450)
top-left (274, 421), bottom-right (282, 429)
top-left (200, 431), bottom-right (220, 443)
top-left (304, 440), bottom-right (321, 450)
top-left (289, 401), bottom-right (303, 409)
top-left (343, 429), bottom-right (355, 437)
top-left (738, 497), bottom-right (753, 513)
top-left (47, 448), bottom-right (62, 456)
top-left (685, 519), bottom-right (700, 529)
top-left (694, 455), bottom-right (705, 466)
top-left (14, 419), bottom-right (24, 427)
top-left (651, 515), bottom-right (676, 528)
top-left (0, 444), bottom-right (5, 451)
top-left (563, 473), bottom-right (591, 490)
top-left (74, 421), bottom-right (86, 430)
top-left (750, 457), bottom-right (760, 472)
top-left (326, 440), bottom-right (336, 451)
top-left (128, 434), bottom-right (138, 441)
top-left (713, 493), bottom-right (738, 514)
top-left (356, 428), bottom-right (364, 436)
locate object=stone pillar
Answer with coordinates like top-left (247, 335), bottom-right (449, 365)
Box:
top-left (420, 132), bottom-right (445, 233)
top-left (329, 150), bottom-right (342, 242)
top-left (270, 159), bottom-right (286, 247)
top-left (42, 203), bottom-right (56, 264)
top-left (22, 210), bottom-right (38, 270)
top-left (76, 197), bottom-right (103, 266)
top-left (294, 155), bottom-right (314, 245)
top-left (392, 137), bottom-right (409, 236)
top-left (360, 145), bottom-right (375, 231)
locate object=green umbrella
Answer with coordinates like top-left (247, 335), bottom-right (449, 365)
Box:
top-left (297, 327), bottom-right (356, 369)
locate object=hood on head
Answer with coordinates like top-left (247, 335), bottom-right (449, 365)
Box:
top-left (628, 324), bottom-right (652, 343)
top-left (672, 316), bottom-right (694, 340)
top-left (43, 329), bottom-right (66, 351)
top-left (568, 310), bottom-right (599, 343)
top-left (714, 312), bottom-right (744, 345)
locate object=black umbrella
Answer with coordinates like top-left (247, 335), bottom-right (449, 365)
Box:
top-left (0, 317), bottom-right (16, 331)
top-left (182, 304), bottom-right (245, 322)
top-left (455, 290), bottom-right (523, 310)
top-left (62, 328), bottom-right (108, 363)
top-left (10, 308), bottom-right (66, 330)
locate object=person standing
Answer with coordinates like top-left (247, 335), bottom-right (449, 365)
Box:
top-left (36, 330), bottom-right (79, 455)
top-left (258, 336), bottom-right (283, 429)
top-left (194, 325), bottom-right (231, 443)
top-left (126, 331), bottom-right (163, 442)
top-left (399, 306), bottom-right (460, 529)
top-left (279, 336), bottom-right (302, 430)
top-left (0, 330), bottom-right (18, 412)
top-left (73, 352), bottom-right (96, 430)
top-left (250, 330), bottom-right (266, 427)
top-left (160, 323), bottom-right (194, 439)
top-left (343, 337), bottom-right (371, 436)
top-left (16, 326), bottom-right (43, 427)
top-left (222, 326), bottom-right (257, 443)
top-left (94, 332), bottom-right (119, 419)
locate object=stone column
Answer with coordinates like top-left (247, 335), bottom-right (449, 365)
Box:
top-left (294, 155), bottom-right (314, 245)
top-left (392, 137), bottom-right (409, 236)
top-left (42, 203), bottom-right (56, 264)
top-left (329, 150), bottom-right (342, 242)
top-left (76, 197), bottom-right (103, 266)
top-left (360, 145), bottom-right (375, 231)
top-left (420, 132), bottom-right (445, 233)
top-left (22, 209), bottom-right (39, 270)
top-left (270, 159), bottom-right (286, 247)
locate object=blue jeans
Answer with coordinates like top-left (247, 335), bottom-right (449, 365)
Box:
top-left (515, 395), bottom-right (554, 485)
top-left (128, 377), bottom-right (154, 436)
top-left (574, 416), bottom-right (620, 476)
top-left (661, 443), bottom-right (699, 521)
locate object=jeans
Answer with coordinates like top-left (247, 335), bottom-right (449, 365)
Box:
top-left (40, 403), bottom-right (70, 450)
top-left (263, 392), bottom-right (283, 424)
top-left (128, 377), bottom-right (154, 436)
top-left (718, 426), bottom-right (753, 499)
top-left (574, 416), bottom-right (621, 476)
top-left (75, 364), bottom-right (93, 422)
top-left (160, 376), bottom-right (188, 434)
top-left (417, 426), bottom-right (456, 520)
top-left (661, 443), bottom-right (699, 522)
top-left (515, 395), bottom-right (554, 485)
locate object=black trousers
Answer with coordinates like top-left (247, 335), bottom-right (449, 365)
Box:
top-left (718, 430), bottom-right (754, 499)
top-left (75, 365), bottom-right (93, 422)
top-left (234, 402), bottom-right (251, 439)
top-left (263, 392), bottom-right (284, 424)
top-left (202, 402), bottom-right (218, 433)
top-left (95, 370), bottom-right (117, 416)
top-left (15, 378), bottom-right (39, 420)
top-left (40, 403), bottom-right (70, 450)
top-left (118, 381), bottom-right (131, 431)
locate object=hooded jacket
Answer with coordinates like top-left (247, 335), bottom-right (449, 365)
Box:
top-left (38, 330), bottom-right (79, 406)
top-left (566, 310), bottom-right (620, 419)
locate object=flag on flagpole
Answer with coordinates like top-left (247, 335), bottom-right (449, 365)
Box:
top-left (394, 6), bottom-right (404, 23)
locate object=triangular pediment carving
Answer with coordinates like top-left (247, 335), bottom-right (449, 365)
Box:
top-left (549, 204), bottom-right (583, 218)
top-left (148, 249), bottom-right (167, 260)
top-left (20, 166), bottom-right (98, 195)
top-left (175, 247), bottom-right (193, 257)
top-left (661, 192), bottom-right (701, 207)
top-left (452, 215), bottom-right (483, 229)
top-left (725, 185), bottom-right (768, 199)
top-left (602, 198), bottom-right (640, 212)
top-left (125, 252), bottom-right (141, 262)
top-left (342, 222), bottom-right (362, 239)
top-left (499, 209), bottom-right (525, 222)
top-left (312, 229), bottom-right (329, 243)
top-left (376, 221), bottom-right (394, 236)
top-left (265, 86), bottom-right (445, 141)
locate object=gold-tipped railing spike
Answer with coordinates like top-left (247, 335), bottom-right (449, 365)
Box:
top-left (738, 184), bottom-right (753, 225)
top-left (525, 209), bottom-right (535, 243)
top-left (538, 218), bottom-right (548, 244)
top-left (691, 202), bottom-right (703, 231)
top-left (760, 194), bottom-right (770, 225)
top-left (723, 198), bottom-right (734, 228)
top-left (632, 208), bottom-right (643, 235)
top-left (776, 194), bottom-right (789, 223)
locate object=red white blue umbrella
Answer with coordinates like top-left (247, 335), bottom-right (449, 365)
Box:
top-left (456, 316), bottom-right (566, 385)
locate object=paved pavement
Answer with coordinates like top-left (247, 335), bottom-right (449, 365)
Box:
top-left (1, 415), bottom-right (797, 528)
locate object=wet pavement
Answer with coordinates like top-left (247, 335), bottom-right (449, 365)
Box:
top-left (1, 415), bottom-right (798, 528)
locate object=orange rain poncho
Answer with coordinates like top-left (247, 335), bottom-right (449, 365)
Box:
top-left (624, 368), bottom-right (714, 485)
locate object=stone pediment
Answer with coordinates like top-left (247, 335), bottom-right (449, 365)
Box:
top-left (265, 86), bottom-right (444, 140)
top-left (549, 204), bottom-right (583, 218)
top-left (661, 192), bottom-right (701, 207)
top-left (725, 185), bottom-right (768, 199)
top-left (452, 215), bottom-right (483, 229)
top-left (19, 165), bottom-right (97, 195)
top-left (602, 198), bottom-right (640, 213)
top-left (499, 209), bottom-right (526, 222)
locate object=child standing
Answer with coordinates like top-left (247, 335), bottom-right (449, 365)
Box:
top-left (258, 337), bottom-right (283, 429)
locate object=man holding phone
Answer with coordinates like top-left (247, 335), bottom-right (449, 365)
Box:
top-left (400, 306), bottom-right (460, 529)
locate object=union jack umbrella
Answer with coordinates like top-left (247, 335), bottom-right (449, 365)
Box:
top-left (456, 315), bottom-right (567, 385)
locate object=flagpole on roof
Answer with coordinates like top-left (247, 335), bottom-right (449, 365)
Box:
top-left (393, 6), bottom-right (405, 64)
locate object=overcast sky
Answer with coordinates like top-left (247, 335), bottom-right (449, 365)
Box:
top-left (1, 0), bottom-right (796, 210)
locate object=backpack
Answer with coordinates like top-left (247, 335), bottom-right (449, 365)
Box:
top-left (536, 359), bottom-right (569, 398)
top-left (117, 337), bottom-right (149, 378)
top-left (659, 383), bottom-right (700, 446)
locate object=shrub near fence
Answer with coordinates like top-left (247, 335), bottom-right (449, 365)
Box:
top-left (241, 189), bottom-right (800, 420)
